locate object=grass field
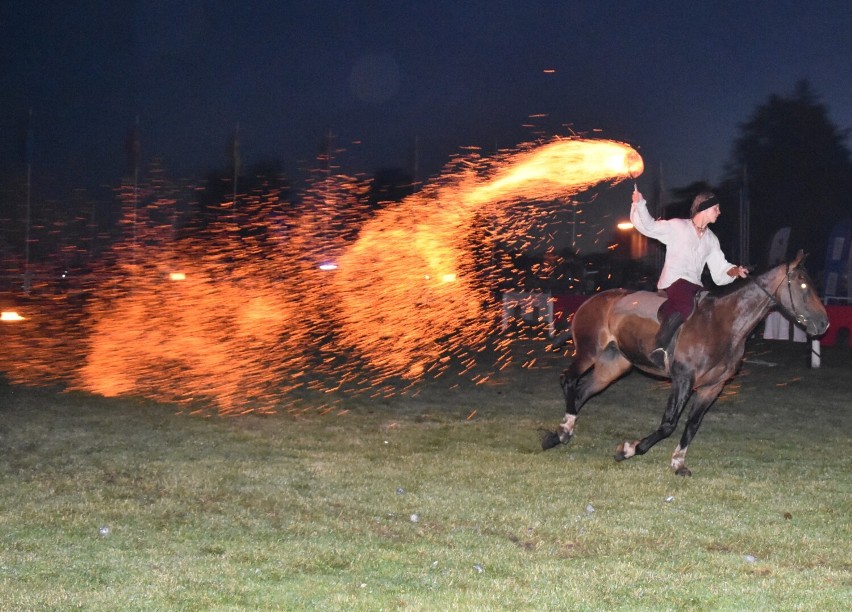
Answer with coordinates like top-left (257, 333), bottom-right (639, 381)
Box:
top-left (1, 337), bottom-right (849, 610)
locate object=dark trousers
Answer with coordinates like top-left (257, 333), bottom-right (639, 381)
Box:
top-left (659, 278), bottom-right (703, 322)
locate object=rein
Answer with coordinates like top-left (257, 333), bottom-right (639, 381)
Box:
top-left (752, 263), bottom-right (809, 328)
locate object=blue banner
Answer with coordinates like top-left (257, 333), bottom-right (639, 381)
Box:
top-left (823, 218), bottom-right (852, 300)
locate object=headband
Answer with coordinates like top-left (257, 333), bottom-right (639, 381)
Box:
top-left (694, 195), bottom-right (719, 214)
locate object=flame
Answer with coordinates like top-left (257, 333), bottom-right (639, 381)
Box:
top-left (330, 138), bottom-right (641, 381)
top-left (465, 139), bottom-right (641, 205)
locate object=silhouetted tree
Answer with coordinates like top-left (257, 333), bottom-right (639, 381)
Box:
top-left (720, 80), bottom-right (852, 273)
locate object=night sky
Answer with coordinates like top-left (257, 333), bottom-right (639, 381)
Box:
top-left (2, 1), bottom-right (851, 214)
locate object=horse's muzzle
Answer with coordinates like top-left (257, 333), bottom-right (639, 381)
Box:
top-left (806, 316), bottom-right (830, 337)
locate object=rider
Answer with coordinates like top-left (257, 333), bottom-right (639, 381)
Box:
top-left (630, 187), bottom-right (749, 368)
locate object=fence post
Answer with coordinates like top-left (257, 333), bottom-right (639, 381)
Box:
top-left (810, 339), bottom-right (821, 368)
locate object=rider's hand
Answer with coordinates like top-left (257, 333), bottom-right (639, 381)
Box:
top-left (727, 265), bottom-right (748, 278)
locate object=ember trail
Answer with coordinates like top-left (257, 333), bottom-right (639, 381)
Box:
top-left (2, 138), bottom-right (642, 413)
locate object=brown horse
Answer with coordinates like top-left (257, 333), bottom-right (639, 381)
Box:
top-left (541, 251), bottom-right (829, 476)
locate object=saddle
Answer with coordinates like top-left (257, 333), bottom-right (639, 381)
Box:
top-left (614, 290), bottom-right (708, 369)
top-left (612, 290), bottom-right (708, 323)
top-left (611, 291), bottom-right (665, 321)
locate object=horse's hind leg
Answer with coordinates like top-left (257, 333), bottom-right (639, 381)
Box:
top-left (541, 356), bottom-right (590, 449)
top-left (541, 359), bottom-right (591, 449)
top-left (543, 343), bottom-right (631, 449)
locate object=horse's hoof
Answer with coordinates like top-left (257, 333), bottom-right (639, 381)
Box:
top-left (674, 466), bottom-right (692, 477)
top-left (540, 430), bottom-right (562, 450)
top-left (614, 441), bottom-right (636, 461)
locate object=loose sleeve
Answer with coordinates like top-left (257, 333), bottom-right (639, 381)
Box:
top-left (705, 233), bottom-right (737, 286)
top-left (630, 198), bottom-right (671, 243)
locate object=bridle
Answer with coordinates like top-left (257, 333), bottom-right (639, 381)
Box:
top-left (752, 263), bottom-right (810, 328)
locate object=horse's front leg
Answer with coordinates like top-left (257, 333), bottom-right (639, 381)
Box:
top-left (615, 370), bottom-right (694, 462)
top-left (668, 381), bottom-right (725, 476)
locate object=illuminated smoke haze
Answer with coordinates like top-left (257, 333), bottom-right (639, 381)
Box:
top-left (1, 138), bottom-right (643, 413)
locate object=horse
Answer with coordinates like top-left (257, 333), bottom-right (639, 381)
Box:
top-left (541, 250), bottom-right (829, 476)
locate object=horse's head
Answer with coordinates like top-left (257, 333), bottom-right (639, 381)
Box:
top-left (774, 250), bottom-right (830, 337)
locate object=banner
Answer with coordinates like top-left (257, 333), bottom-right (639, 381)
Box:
top-left (822, 218), bottom-right (852, 300)
top-left (767, 226), bottom-right (790, 266)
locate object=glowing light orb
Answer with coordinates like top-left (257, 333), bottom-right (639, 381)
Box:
top-left (1, 311), bottom-right (25, 322)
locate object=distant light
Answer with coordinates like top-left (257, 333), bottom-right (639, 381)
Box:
top-left (441, 273), bottom-right (456, 283)
top-left (169, 272), bottom-right (186, 281)
top-left (1, 310), bottom-right (25, 322)
top-left (617, 221), bottom-right (634, 230)
top-left (319, 262), bottom-right (338, 271)
top-left (543, 68), bottom-right (556, 74)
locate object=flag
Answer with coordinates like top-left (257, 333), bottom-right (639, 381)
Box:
top-left (767, 227), bottom-right (791, 266)
top-left (823, 219), bottom-right (852, 299)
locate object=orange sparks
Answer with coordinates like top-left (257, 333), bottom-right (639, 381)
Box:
top-left (1, 136), bottom-right (642, 413)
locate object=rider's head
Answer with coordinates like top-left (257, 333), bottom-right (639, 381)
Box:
top-left (691, 192), bottom-right (721, 223)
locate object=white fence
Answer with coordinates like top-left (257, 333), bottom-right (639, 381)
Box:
top-left (500, 291), bottom-right (555, 337)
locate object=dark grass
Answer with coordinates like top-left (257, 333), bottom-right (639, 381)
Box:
top-left (0, 336), bottom-right (849, 609)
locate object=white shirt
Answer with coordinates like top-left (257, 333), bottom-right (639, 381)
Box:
top-left (630, 198), bottom-right (737, 290)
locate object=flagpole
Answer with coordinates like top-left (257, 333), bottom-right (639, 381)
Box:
top-left (739, 163), bottom-right (749, 266)
top-left (233, 123), bottom-right (240, 208)
top-left (24, 109), bottom-right (33, 295)
top-left (654, 161), bottom-right (665, 272)
top-left (413, 134), bottom-right (419, 184)
top-left (132, 115), bottom-right (139, 270)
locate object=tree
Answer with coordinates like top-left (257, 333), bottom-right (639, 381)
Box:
top-left (721, 80), bottom-right (852, 274)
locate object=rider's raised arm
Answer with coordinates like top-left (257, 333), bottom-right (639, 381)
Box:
top-left (630, 190), bottom-right (671, 242)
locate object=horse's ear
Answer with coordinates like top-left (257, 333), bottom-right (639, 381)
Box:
top-left (792, 249), bottom-right (806, 267)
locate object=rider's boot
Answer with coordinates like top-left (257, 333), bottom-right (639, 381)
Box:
top-left (649, 312), bottom-right (683, 369)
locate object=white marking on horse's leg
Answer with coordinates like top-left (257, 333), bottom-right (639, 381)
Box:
top-left (670, 444), bottom-right (688, 474)
top-left (615, 440), bottom-right (637, 460)
top-left (558, 413), bottom-right (577, 442)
